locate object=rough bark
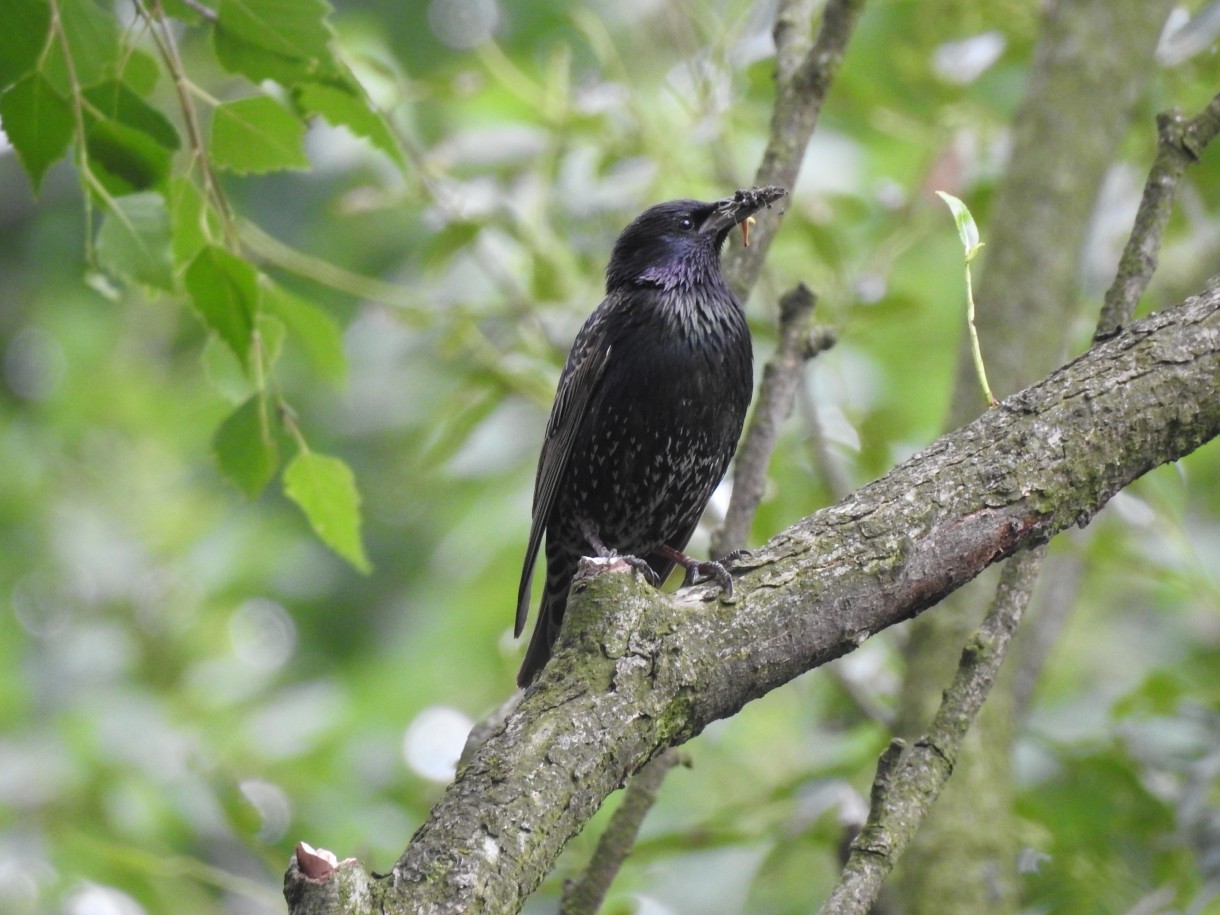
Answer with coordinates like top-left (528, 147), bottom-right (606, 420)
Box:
top-left (286, 282), bottom-right (1220, 913)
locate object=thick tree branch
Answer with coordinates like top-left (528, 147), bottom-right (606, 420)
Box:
top-left (286, 282), bottom-right (1220, 913)
top-left (710, 0), bottom-right (864, 590)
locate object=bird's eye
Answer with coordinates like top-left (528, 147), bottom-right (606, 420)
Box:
top-left (679, 216), bottom-right (695, 231)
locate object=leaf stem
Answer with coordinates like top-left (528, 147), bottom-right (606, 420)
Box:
top-left (964, 251), bottom-right (997, 407)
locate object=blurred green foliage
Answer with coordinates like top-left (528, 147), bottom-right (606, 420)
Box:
top-left (0, 0), bottom-right (1218, 912)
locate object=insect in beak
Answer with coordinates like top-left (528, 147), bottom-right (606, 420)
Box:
top-left (740, 215), bottom-right (757, 247)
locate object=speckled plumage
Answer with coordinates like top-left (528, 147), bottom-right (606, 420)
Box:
top-left (515, 188), bottom-right (785, 686)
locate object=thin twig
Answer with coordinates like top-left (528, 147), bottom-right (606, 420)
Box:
top-left (818, 546), bottom-right (1045, 915)
top-left (1095, 91), bottom-right (1220, 340)
top-left (721, 0), bottom-right (870, 301)
top-left (558, 751), bottom-right (687, 915)
top-left (797, 379), bottom-right (854, 501)
top-left (712, 283), bottom-right (834, 557)
top-left (136, 0), bottom-right (236, 245)
top-left (712, 0), bottom-right (869, 555)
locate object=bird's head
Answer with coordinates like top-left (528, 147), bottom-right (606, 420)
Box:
top-left (605, 187), bottom-right (786, 291)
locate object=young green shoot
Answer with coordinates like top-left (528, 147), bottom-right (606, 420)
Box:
top-left (936, 191), bottom-right (997, 408)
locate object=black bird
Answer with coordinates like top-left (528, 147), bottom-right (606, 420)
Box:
top-left (515, 186), bottom-right (786, 687)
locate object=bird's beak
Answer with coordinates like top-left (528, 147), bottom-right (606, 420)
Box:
top-left (699, 185), bottom-right (787, 241)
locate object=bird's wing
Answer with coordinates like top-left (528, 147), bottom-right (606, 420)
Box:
top-left (515, 307), bottom-right (615, 636)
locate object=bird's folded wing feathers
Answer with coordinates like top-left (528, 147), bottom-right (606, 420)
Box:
top-left (514, 316), bottom-right (615, 636)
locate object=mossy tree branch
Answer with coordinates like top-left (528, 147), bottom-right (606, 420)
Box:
top-left (285, 281), bottom-right (1220, 914)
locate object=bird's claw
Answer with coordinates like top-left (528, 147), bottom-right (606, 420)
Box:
top-left (679, 559), bottom-right (734, 597)
top-left (657, 544), bottom-right (735, 598)
top-left (623, 555), bottom-right (662, 587)
top-left (582, 526), bottom-right (662, 587)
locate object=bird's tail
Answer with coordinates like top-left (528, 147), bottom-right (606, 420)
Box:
top-left (516, 572), bottom-right (572, 688)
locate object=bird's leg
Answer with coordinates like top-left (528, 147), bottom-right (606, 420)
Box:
top-left (581, 522), bottom-right (662, 587)
top-left (657, 545), bottom-right (734, 597)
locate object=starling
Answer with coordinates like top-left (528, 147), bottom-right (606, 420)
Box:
top-left (514, 186), bottom-right (787, 687)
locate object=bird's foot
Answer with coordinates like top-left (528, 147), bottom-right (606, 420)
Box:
top-left (658, 545), bottom-right (734, 597)
top-left (583, 525), bottom-right (662, 587)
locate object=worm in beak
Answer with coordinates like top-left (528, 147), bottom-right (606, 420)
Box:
top-left (740, 215), bottom-right (757, 247)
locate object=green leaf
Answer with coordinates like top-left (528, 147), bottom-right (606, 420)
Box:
top-left (262, 282), bottom-right (347, 383)
top-left (935, 190), bottom-right (984, 261)
top-left (213, 394), bottom-right (279, 497)
top-left (85, 116), bottom-right (175, 193)
top-left (161, 0), bottom-right (209, 26)
top-left (77, 81), bottom-right (179, 193)
top-left (217, 0), bottom-right (333, 62)
top-left (0, 72), bottom-right (74, 191)
top-left (209, 95), bottom-right (309, 174)
top-left (283, 450), bottom-right (370, 572)
top-left (84, 80), bottom-right (180, 151)
top-left (202, 333), bottom-right (254, 401)
top-left (295, 79), bottom-right (404, 167)
top-left (0, 0), bottom-right (50, 91)
top-left (116, 48), bottom-right (161, 97)
top-left (185, 245), bottom-right (259, 368)
top-left (40, 0), bottom-right (119, 95)
top-left (212, 26), bottom-right (317, 84)
top-left (95, 191), bottom-right (175, 290)
top-left (168, 176), bottom-right (221, 266)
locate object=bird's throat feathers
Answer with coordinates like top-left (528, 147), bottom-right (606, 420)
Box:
top-left (607, 235), bottom-right (731, 295)
top-left (633, 253), bottom-right (727, 293)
